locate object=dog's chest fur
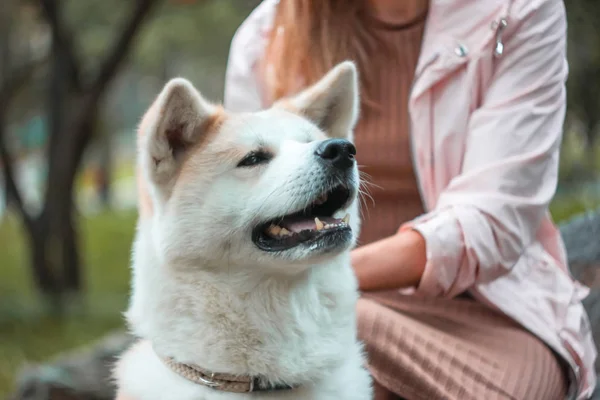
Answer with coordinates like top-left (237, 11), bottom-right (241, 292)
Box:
top-left (115, 229), bottom-right (371, 400)
top-left (117, 340), bottom-right (371, 400)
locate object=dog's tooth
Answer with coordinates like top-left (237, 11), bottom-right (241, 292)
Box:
top-left (280, 228), bottom-right (291, 236)
top-left (268, 225), bottom-right (281, 235)
top-left (342, 213), bottom-right (350, 224)
top-left (315, 217), bottom-right (324, 231)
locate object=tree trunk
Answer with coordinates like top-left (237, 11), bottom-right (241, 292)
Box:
top-left (38, 118), bottom-right (88, 312)
top-left (28, 217), bottom-right (62, 313)
top-left (27, 178), bottom-right (83, 314)
top-left (96, 131), bottom-right (112, 209)
top-left (35, 42), bottom-right (88, 311)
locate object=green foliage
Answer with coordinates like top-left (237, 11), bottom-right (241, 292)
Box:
top-left (565, 1), bottom-right (600, 146)
top-left (135, 1), bottom-right (246, 66)
top-left (566, 1), bottom-right (600, 66)
top-left (559, 125), bottom-right (600, 183)
top-left (0, 210), bottom-right (136, 397)
top-left (551, 193), bottom-right (600, 224)
top-left (58, 0), bottom-right (254, 78)
top-left (62, 0), bottom-right (132, 71)
top-left (130, 0), bottom-right (255, 100)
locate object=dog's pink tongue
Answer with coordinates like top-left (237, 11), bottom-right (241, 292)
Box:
top-left (280, 216), bottom-right (338, 233)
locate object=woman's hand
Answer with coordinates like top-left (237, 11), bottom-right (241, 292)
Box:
top-left (351, 229), bottom-right (427, 292)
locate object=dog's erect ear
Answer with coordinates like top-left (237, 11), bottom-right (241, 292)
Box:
top-left (140, 78), bottom-right (221, 187)
top-left (279, 61), bottom-right (359, 140)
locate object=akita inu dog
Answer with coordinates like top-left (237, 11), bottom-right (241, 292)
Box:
top-left (114, 61), bottom-right (372, 400)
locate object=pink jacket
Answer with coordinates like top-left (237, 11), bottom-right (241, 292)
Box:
top-left (223, 0), bottom-right (597, 398)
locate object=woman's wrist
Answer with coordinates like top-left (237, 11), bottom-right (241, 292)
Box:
top-left (352, 229), bottom-right (427, 292)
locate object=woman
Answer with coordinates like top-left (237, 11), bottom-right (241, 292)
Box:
top-left (224, 0), bottom-right (597, 399)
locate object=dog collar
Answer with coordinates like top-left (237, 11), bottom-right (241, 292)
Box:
top-left (159, 354), bottom-right (296, 393)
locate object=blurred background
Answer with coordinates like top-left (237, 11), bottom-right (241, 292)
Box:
top-left (0, 0), bottom-right (599, 398)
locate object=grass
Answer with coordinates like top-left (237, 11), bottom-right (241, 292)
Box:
top-left (551, 192), bottom-right (600, 223)
top-left (0, 210), bottom-right (136, 397)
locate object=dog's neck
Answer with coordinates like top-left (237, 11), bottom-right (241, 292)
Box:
top-left (126, 227), bottom-right (360, 385)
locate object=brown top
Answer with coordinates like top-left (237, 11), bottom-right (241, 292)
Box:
top-left (353, 3), bottom-right (428, 245)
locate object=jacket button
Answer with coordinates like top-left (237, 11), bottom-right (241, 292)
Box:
top-left (454, 44), bottom-right (469, 57)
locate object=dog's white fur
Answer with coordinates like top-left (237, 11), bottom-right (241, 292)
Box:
top-left (114, 61), bottom-right (372, 400)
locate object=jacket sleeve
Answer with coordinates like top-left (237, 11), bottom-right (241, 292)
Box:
top-left (223, 0), bottom-right (276, 112)
top-left (402, 0), bottom-right (569, 298)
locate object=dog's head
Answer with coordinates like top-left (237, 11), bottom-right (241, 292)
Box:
top-left (136, 61), bottom-right (360, 272)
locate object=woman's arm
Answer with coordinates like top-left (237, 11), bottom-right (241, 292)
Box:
top-left (353, 0), bottom-right (568, 296)
top-left (352, 229), bottom-right (426, 291)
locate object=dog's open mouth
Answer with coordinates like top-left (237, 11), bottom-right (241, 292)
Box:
top-left (252, 184), bottom-right (352, 252)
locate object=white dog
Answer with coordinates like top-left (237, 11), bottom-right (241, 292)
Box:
top-left (114, 61), bottom-right (372, 400)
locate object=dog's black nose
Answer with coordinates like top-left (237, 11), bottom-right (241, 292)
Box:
top-left (315, 139), bottom-right (356, 170)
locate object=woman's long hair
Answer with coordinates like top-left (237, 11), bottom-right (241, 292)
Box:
top-left (264, 0), bottom-right (382, 108)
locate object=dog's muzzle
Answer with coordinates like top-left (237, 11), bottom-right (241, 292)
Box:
top-left (159, 352), bottom-right (297, 393)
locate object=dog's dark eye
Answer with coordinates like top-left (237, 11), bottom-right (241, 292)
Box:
top-left (237, 150), bottom-right (272, 168)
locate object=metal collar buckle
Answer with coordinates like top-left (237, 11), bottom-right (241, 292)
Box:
top-left (197, 372), bottom-right (221, 388)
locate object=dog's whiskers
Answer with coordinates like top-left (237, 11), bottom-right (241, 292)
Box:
top-left (354, 170), bottom-right (376, 220)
